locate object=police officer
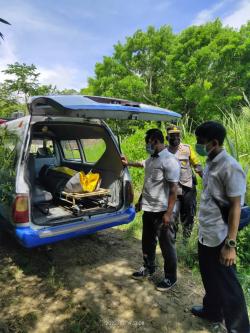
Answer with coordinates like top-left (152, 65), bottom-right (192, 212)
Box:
top-left (166, 125), bottom-right (203, 240)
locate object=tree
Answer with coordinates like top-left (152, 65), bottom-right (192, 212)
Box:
top-left (33, 84), bottom-right (57, 96)
top-left (0, 18), bottom-right (11, 40)
top-left (56, 88), bottom-right (79, 95)
top-left (2, 62), bottom-right (40, 104)
top-left (0, 84), bottom-right (20, 118)
top-left (88, 25), bottom-right (175, 104)
top-left (160, 19), bottom-right (250, 121)
top-left (87, 20), bottom-right (250, 123)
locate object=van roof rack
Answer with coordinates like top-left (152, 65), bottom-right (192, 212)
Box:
top-left (83, 95), bottom-right (140, 107)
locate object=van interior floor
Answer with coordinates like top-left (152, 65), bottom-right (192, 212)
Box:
top-left (32, 205), bottom-right (74, 225)
top-left (32, 202), bottom-right (117, 226)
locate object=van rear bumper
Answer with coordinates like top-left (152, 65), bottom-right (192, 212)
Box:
top-left (14, 207), bottom-right (136, 248)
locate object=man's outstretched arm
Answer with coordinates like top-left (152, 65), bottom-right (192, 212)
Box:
top-left (121, 156), bottom-right (144, 168)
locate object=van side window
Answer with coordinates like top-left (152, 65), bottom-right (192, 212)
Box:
top-left (0, 128), bottom-right (18, 202)
top-left (61, 140), bottom-right (81, 161)
top-left (81, 139), bottom-right (106, 163)
top-left (30, 139), bottom-right (55, 157)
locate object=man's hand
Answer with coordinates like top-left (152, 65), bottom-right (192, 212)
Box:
top-left (121, 156), bottom-right (144, 168)
top-left (220, 245), bottom-right (236, 266)
top-left (162, 212), bottom-right (171, 226)
top-left (121, 155), bottom-right (128, 166)
top-left (194, 164), bottom-right (203, 178)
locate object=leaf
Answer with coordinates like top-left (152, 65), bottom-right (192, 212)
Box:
top-left (0, 18), bottom-right (11, 25)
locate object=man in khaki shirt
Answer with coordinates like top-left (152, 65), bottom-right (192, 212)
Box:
top-left (166, 125), bottom-right (203, 240)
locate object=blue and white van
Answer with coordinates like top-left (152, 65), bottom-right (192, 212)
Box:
top-left (0, 95), bottom-right (180, 248)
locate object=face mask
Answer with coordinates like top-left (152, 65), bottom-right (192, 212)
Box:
top-left (169, 138), bottom-right (180, 147)
top-left (145, 143), bottom-right (155, 155)
top-left (195, 142), bottom-right (215, 156)
top-left (195, 144), bottom-right (208, 156)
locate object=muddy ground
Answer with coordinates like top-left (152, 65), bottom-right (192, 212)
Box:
top-left (0, 228), bottom-right (225, 333)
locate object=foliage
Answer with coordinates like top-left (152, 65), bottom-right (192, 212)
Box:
top-left (0, 63), bottom-right (81, 118)
top-left (33, 84), bottom-right (57, 96)
top-left (160, 20), bottom-right (250, 121)
top-left (0, 127), bottom-right (18, 203)
top-left (56, 88), bottom-right (79, 95)
top-left (2, 62), bottom-right (40, 105)
top-left (87, 25), bottom-right (175, 105)
top-left (222, 106), bottom-right (250, 200)
top-left (0, 84), bottom-right (20, 118)
top-left (87, 20), bottom-right (250, 123)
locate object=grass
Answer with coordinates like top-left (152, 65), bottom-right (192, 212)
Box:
top-left (62, 304), bottom-right (107, 333)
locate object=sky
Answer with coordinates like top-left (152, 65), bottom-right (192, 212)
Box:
top-left (0, 0), bottom-right (250, 90)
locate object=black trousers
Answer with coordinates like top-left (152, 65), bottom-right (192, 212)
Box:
top-left (198, 241), bottom-right (250, 333)
top-left (141, 211), bottom-right (177, 280)
top-left (176, 185), bottom-right (197, 238)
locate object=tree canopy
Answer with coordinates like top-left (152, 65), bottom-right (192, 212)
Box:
top-left (87, 20), bottom-right (250, 123)
top-left (0, 63), bottom-right (81, 117)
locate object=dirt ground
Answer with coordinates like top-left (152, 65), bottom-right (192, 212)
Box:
top-left (0, 228), bottom-right (226, 333)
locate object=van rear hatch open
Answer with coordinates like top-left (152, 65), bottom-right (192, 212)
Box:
top-left (29, 95), bottom-right (181, 122)
top-left (25, 95), bottom-right (181, 226)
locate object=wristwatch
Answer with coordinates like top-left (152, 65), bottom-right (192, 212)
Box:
top-left (225, 238), bottom-right (237, 248)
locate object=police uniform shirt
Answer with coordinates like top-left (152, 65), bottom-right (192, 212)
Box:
top-left (141, 148), bottom-right (180, 212)
top-left (172, 143), bottom-right (201, 189)
top-left (199, 149), bottom-right (246, 247)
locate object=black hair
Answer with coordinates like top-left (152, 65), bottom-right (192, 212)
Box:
top-left (145, 128), bottom-right (164, 144)
top-left (195, 121), bottom-right (226, 145)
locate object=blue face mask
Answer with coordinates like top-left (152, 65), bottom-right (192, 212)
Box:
top-left (195, 143), bottom-right (208, 156)
top-left (145, 143), bottom-right (155, 155)
top-left (195, 142), bottom-right (214, 156)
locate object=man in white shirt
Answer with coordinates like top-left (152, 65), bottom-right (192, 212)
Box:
top-left (192, 121), bottom-right (249, 333)
top-left (131, 129), bottom-right (180, 291)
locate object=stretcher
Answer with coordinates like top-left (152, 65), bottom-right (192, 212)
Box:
top-left (60, 188), bottom-right (111, 206)
top-left (59, 188), bottom-right (111, 216)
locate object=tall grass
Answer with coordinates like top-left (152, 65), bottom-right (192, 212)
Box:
top-left (222, 107), bottom-right (250, 200)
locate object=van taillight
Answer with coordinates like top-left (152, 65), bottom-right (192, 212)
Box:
top-left (124, 181), bottom-right (134, 206)
top-left (12, 195), bottom-right (29, 224)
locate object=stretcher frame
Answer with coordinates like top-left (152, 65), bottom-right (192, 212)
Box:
top-left (60, 188), bottom-right (111, 206)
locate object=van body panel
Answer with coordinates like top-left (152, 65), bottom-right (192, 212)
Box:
top-left (0, 116), bottom-right (30, 225)
top-left (14, 207), bottom-right (135, 248)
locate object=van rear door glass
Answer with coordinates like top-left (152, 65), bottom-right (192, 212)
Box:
top-left (81, 139), bottom-right (106, 163)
